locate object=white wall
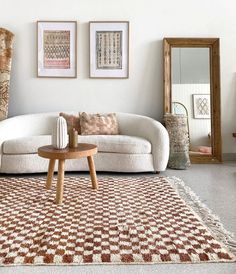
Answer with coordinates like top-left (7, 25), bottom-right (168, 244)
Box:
top-left (1, 0), bottom-right (236, 153)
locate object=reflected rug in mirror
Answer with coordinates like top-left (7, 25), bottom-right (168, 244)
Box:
top-left (0, 176), bottom-right (235, 266)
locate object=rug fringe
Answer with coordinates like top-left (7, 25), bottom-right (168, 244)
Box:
top-left (167, 176), bottom-right (236, 255)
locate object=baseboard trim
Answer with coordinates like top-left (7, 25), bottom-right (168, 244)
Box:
top-left (223, 153), bottom-right (236, 161)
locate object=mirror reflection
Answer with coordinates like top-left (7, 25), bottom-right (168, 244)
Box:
top-left (171, 48), bottom-right (212, 156)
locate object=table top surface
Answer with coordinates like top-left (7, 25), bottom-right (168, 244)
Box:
top-left (38, 143), bottom-right (97, 160)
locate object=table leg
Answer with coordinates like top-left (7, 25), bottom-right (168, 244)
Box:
top-left (46, 159), bottom-right (55, 189)
top-left (87, 156), bottom-right (98, 189)
top-left (56, 160), bottom-right (65, 204)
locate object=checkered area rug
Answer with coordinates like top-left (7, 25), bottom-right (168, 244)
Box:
top-left (0, 176), bottom-right (235, 266)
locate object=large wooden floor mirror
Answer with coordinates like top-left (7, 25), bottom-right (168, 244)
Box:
top-left (163, 38), bottom-right (222, 163)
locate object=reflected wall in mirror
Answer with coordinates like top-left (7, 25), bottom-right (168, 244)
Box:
top-left (172, 48), bottom-right (211, 156)
top-left (163, 38), bottom-right (222, 163)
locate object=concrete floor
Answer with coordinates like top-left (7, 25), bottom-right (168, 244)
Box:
top-left (1, 162), bottom-right (236, 274)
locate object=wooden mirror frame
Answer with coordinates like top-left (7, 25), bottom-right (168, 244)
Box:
top-left (163, 38), bottom-right (222, 163)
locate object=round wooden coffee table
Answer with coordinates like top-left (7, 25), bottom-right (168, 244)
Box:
top-left (38, 143), bottom-right (98, 204)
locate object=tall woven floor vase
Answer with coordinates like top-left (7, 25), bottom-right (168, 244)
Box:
top-left (0, 28), bottom-right (14, 121)
top-left (164, 113), bottom-right (191, 169)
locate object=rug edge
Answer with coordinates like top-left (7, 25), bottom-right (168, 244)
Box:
top-left (1, 258), bottom-right (236, 267)
top-left (166, 176), bottom-right (236, 257)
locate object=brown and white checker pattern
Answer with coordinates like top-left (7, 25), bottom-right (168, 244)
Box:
top-left (80, 112), bottom-right (119, 135)
top-left (0, 176), bottom-right (235, 266)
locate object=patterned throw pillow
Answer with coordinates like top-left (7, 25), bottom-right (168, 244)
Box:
top-left (80, 112), bottom-right (119, 135)
top-left (59, 112), bottom-right (81, 134)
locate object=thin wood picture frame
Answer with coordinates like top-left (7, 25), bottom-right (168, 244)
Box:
top-left (89, 21), bottom-right (129, 79)
top-left (37, 21), bottom-right (77, 78)
top-left (192, 94), bottom-right (211, 119)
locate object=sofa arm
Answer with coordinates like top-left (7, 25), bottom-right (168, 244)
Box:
top-left (117, 113), bottom-right (169, 171)
top-left (0, 112), bottom-right (59, 168)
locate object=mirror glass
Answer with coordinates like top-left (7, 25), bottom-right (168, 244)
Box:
top-left (171, 48), bottom-right (212, 156)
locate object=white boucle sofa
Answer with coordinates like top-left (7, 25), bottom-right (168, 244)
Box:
top-left (0, 112), bottom-right (169, 173)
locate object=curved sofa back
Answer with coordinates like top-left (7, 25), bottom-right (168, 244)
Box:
top-left (1, 112), bottom-right (60, 136)
top-left (0, 112), bottom-right (156, 136)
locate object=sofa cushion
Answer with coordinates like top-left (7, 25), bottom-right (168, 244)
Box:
top-left (80, 112), bottom-right (119, 135)
top-left (3, 135), bottom-right (151, 155)
top-left (79, 135), bottom-right (151, 154)
top-left (3, 135), bottom-right (52, 155)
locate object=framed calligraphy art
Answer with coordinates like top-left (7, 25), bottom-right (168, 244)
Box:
top-left (89, 21), bottom-right (129, 78)
top-left (37, 21), bottom-right (77, 78)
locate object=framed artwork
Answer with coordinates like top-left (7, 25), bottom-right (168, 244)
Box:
top-left (192, 94), bottom-right (211, 119)
top-left (37, 21), bottom-right (77, 78)
top-left (89, 21), bottom-right (129, 78)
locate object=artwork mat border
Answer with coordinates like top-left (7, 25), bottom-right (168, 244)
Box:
top-left (37, 20), bottom-right (77, 78)
top-left (89, 21), bottom-right (129, 79)
top-left (192, 94), bottom-right (211, 119)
